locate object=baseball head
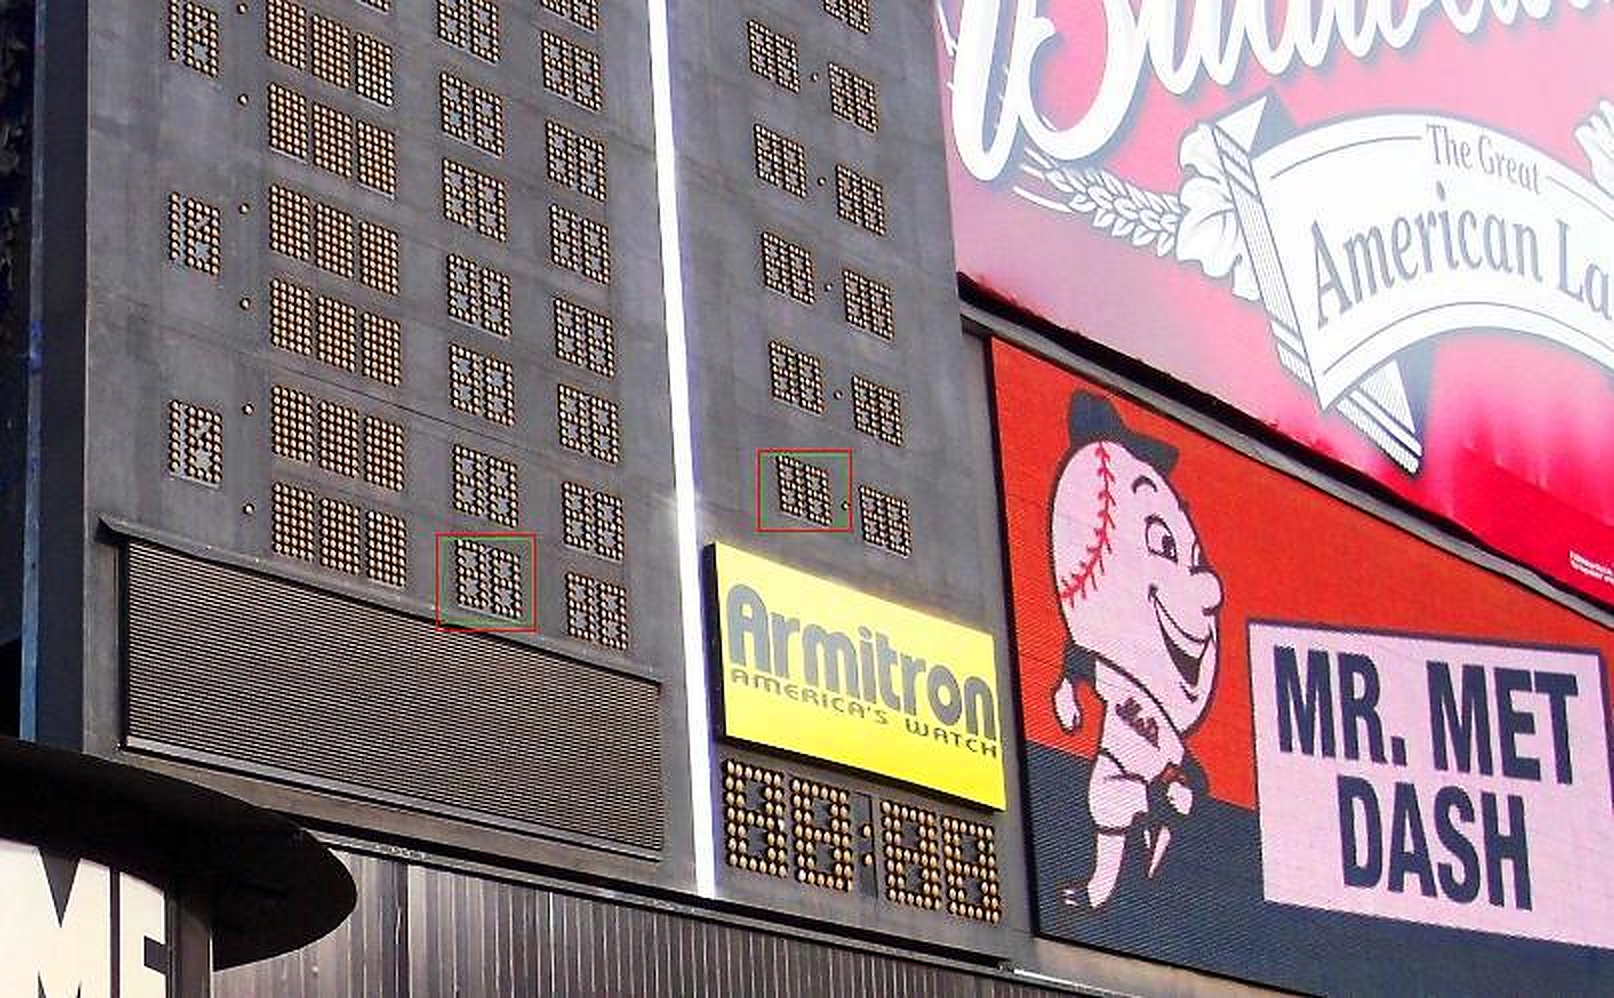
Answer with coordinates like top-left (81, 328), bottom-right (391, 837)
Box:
top-left (1050, 393), bottom-right (1224, 734)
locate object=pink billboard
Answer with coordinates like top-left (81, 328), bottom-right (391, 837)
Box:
top-left (938, 1), bottom-right (1614, 607)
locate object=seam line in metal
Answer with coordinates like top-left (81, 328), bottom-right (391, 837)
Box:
top-left (648, 0), bottom-right (716, 896)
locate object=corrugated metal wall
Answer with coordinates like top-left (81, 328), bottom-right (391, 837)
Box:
top-left (215, 853), bottom-right (407, 998)
top-left (216, 850), bottom-right (1074, 998)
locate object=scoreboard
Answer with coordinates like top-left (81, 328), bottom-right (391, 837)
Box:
top-left (665, 0), bottom-right (1018, 951)
top-left (27, 0), bottom-right (1020, 958)
top-left (15, 0), bottom-right (1614, 995)
top-left (46, 0), bottom-right (686, 875)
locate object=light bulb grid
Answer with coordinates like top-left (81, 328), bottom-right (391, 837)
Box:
top-left (449, 342), bottom-right (516, 427)
top-left (167, 400), bottom-right (224, 486)
top-left (722, 761), bottom-right (791, 878)
top-left (365, 509), bottom-right (408, 588)
top-left (759, 230), bottom-right (815, 306)
top-left (548, 204), bottom-right (612, 285)
top-left (270, 384), bottom-right (317, 464)
top-left (319, 494), bottom-right (364, 575)
top-left (879, 802), bottom-right (943, 911)
top-left (828, 63), bottom-right (880, 134)
top-left (857, 483), bottom-right (912, 557)
top-left (746, 20), bottom-right (800, 93)
top-left (443, 158), bottom-right (508, 242)
top-left (545, 120), bottom-right (608, 202)
top-left (842, 268), bottom-right (894, 340)
top-left (167, 193), bottom-right (222, 276)
top-left (317, 399), bottom-right (364, 479)
top-left (823, 0), bottom-right (872, 34)
top-left (451, 444), bottom-right (520, 527)
top-left (564, 571), bottom-right (630, 652)
top-left (309, 13), bottom-right (354, 90)
top-left (553, 296), bottom-right (615, 377)
top-left (556, 383), bottom-right (621, 464)
top-left (940, 816), bottom-right (1002, 923)
top-left (850, 374), bottom-right (903, 446)
top-left (445, 253), bottom-right (512, 337)
top-left (361, 314), bottom-right (402, 386)
top-left (767, 341), bottom-right (825, 415)
top-left (453, 538), bottom-right (525, 620)
top-left (540, 29), bottom-right (604, 113)
top-left (168, 1), bottom-right (220, 77)
top-left (775, 453), bottom-right (835, 526)
top-left (834, 163), bottom-right (888, 237)
top-left (437, 0), bottom-right (501, 63)
top-left (440, 72), bottom-right (505, 157)
top-left (790, 778), bottom-right (856, 892)
top-left (539, 0), bottom-right (598, 32)
top-left (560, 480), bottom-right (624, 562)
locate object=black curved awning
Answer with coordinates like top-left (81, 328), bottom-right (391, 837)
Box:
top-left (0, 737), bottom-right (355, 968)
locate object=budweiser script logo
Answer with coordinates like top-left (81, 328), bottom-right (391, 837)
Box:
top-left (941, 0), bottom-right (1614, 472)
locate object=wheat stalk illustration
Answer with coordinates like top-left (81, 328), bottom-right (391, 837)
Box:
top-left (1017, 148), bottom-right (1183, 257)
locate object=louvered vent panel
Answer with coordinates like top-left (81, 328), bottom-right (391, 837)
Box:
top-left (124, 541), bottom-right (663, 851)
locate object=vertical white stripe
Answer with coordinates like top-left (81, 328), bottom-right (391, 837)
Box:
top-left (647, 0), bottom-right (717, 896)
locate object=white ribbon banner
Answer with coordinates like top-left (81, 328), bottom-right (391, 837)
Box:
top-left (1214, 99), bottom-right (1614, 471)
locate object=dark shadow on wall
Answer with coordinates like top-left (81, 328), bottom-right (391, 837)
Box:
top-left (1, 638), bottom-right (17, 737)
top-left (0, 1), bottom-right (31, 714)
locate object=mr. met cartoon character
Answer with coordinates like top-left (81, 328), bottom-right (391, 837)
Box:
top-left (1049, 393), bottom-right (1224, 909)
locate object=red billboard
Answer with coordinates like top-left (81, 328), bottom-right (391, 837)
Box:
top-left (940, 2), bottom-right (1614, 607)
top-left (991, 339), bottom-right (1614, 994)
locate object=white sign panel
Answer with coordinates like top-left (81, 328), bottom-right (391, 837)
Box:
top-left (1248, 623), bottom-right (1614, 948)
top-left (0, 839), bottom-right (169, 998)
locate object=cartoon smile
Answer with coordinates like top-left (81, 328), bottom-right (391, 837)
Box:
top-left (1149, 586), bottom-right (1212, 693)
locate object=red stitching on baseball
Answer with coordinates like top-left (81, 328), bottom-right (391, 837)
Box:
top-left (1058, 443), bottom-right (1116, 606)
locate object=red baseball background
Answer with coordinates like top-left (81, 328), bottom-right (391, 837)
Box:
top-left (992, 339), bottom-right (1614, 811)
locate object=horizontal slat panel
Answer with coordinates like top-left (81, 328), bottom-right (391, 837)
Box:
top-left (125, 541), bottom-right (663, 850)
top-left (223, 850), bottom-right (1070, 998)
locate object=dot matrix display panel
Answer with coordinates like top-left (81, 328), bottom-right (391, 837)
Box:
top-left (95, 0), bottom-right (676, 653)
top-left (672, 0), bottom-right (1020, 955)
top-left (81, 0), bottom-right (681, 867)
top-left (74, 0), bottom-right (1024, 960)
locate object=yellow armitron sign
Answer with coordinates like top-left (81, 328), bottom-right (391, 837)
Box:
top-left (713, 544), bottom-right (1005, 809)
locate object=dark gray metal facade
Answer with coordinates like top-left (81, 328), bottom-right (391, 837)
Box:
top-left (669, 0), bottom-right (1028, 958)
top-left (29, 0), bottom-right (696, 889)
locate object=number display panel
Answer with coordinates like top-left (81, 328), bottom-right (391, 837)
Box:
top-left (672, 0), bottom-right (1025, 955)
top-left (84, 0), bottom-right (1030, 965)
top-left (78, 0), bottom-right (683, 870)
top-left (110, 0), bottom-right (677, 655)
